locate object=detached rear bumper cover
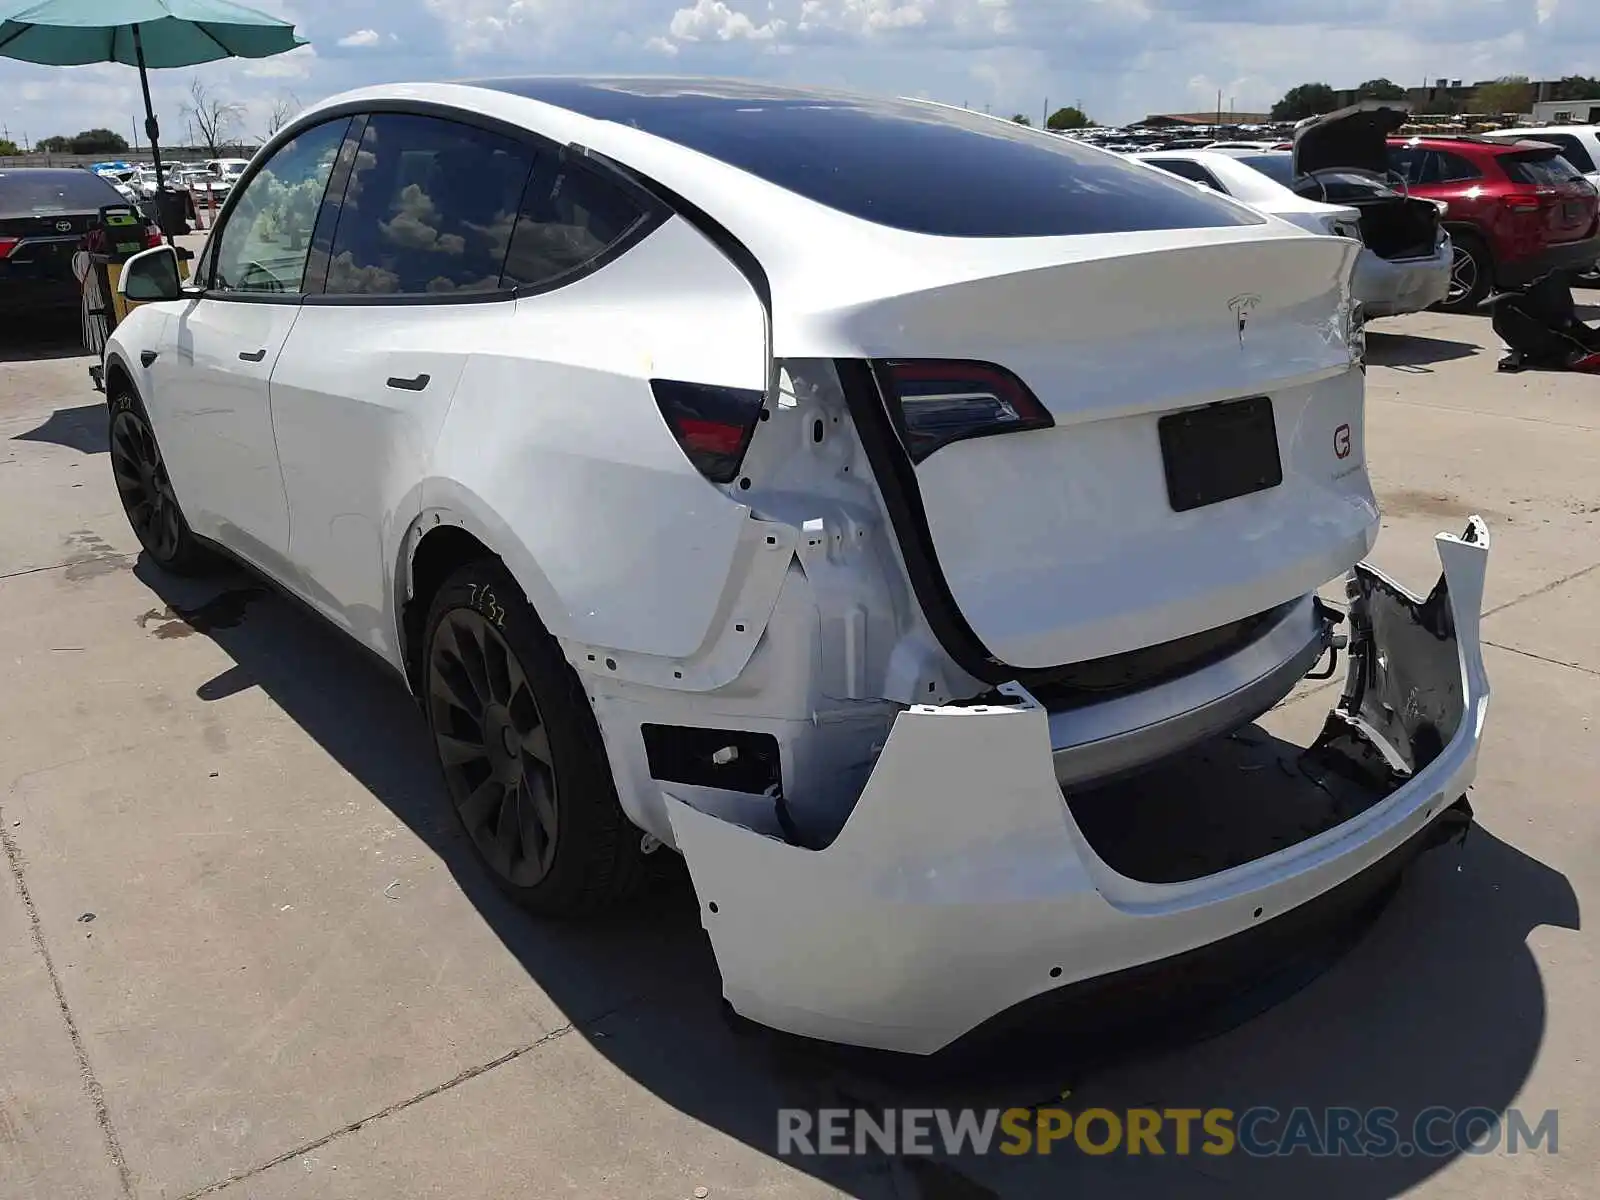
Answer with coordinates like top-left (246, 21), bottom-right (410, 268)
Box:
top-left (664, 521), bottom-right (1490, 1055)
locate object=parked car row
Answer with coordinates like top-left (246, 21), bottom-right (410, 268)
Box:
top-left (1124, 102), bottom-right (1600, 315)
top-left (101, 79), bottom-right (1491, 1056)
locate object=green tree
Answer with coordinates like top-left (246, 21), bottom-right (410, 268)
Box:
top-left (0, 138), bottom-right (19, 156)
top-left (1010, 113), bottom-right (1032, 125)
top-left (1270, 83), bottom-right (1337, 121)
top-left (67, 128), bottom-right (129, 154)
top-left (1551, 75), bottom-right (1600, 101)
top-left (1355, 78), bottom-right (1407, 101)
top-left (37, 135), bottom-right (71, 152)
top-left (1470, 75), bottom-right (1533, 116)
top-left (1046, 105), bottom-right (1092, 130)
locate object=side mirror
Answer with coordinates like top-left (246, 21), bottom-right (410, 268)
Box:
top-left (119, 244), bottom-right (182, 303)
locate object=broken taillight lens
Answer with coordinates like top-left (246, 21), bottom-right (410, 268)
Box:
top-left (651, 379), bottom-right (766, 484)
top-left (873, 359), bottom-right (1054, 463)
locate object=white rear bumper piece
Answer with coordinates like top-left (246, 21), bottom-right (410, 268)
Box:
top-left (665, 521), bottom-right (1490, 1055)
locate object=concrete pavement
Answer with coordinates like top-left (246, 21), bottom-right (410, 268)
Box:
top-left (1, 307), bottom-right (1596, 1199)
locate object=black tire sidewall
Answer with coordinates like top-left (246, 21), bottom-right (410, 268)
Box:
top-left (422, 558), bottom-right (642, 914)
top-left (107, 386), bottom-right (209, 573)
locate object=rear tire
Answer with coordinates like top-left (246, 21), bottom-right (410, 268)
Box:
top-left (422, 559), bottom-right (649, 915)
top-left (107, 388), bottom-right (214, 576)
top-left (1437, 232), bottom-right (1491, 313)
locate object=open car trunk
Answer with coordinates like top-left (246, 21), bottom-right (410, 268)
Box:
top-left (1349, 195), bottom-right (1441, 261)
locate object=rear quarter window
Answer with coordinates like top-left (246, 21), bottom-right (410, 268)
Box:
top-left (480, 80), bottom-right (1261, 238)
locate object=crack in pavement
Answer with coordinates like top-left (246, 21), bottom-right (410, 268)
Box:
top-left (1482, 559), bottom-right (1600, 620)
top-left (1483, 639), bottom-right (1600, 679)
top-left (0, 552), bottom-right (135, 583)
top-left (177, 1019), bottom-right (593, 1198)
top-left (1, 806), bottom-right (135, 1199)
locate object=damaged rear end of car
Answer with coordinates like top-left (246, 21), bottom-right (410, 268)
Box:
top-left (511, 86), bottom-right (1493, 1055)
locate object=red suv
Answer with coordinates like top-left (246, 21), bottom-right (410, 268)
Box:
top-left (1387, 135), bottom-right (1600, 311)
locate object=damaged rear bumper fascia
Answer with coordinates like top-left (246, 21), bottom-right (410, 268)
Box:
top-left (664, 520), bottom-right (1490, 1055)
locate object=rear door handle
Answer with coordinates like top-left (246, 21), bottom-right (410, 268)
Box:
top-left (386, 373), bottom-right (431, 392)
top-left (140, 350), bottom-right (158, 367)
top-left (238, 348), bottom-right (266, 362)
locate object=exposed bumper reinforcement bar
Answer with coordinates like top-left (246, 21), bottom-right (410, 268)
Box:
top-left (664, 520), bottom-right (1491, 1055)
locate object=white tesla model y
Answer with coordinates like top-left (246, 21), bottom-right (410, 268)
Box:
top-left (104, 78), bottom-right (1490, 1056)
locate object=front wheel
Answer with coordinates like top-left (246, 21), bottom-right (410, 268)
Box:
top-left (108, 390), bottom-right (213, 575)
top-left (423, 559), bottom-right (649, 915)
top-left (1437, 232), bottom-right (1492, 313)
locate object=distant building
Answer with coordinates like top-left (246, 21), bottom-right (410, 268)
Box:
top-left (1132, 111), bottom-right (1273, 128)
top-left (1531, 99), bottom-right (1600, 125)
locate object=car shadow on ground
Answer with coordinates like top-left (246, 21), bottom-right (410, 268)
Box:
top-left (1364, 331), bottom-right (1481, 371)
top-left (12, 402), bottom-right (109, 454)
top-left (0, 314), bottom-right (91, 365)
top-left (130, 559), bottom-right (1579, 1200)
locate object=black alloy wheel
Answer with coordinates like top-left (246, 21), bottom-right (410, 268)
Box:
top-left (428, 605), bottom-right (560, 887)
top-left (108, 402), bottom-right (207, 572)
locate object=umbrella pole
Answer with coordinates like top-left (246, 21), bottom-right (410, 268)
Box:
top-left (129, 24), bottom-right (173, 246)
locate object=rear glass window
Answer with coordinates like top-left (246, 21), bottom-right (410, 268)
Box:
top-left (1146, 159), bottom-right (1225, 192)
top-left (1522, 134), bottom-right (1595, 173)
top-left (1235, 154), bottom-right (1295, 187)
top-left (0, 170), bottom-right (124, 213)
top-left (1502, 151), bottom-right (1585, 187)
top-left (1293, 170), bottom-right (1400, 202)
top-left (478, 78), bottom-right (1261, 238)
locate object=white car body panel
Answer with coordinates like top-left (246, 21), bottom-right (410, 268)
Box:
top-left (149, 298), bottom-right (297, 556)
top-left (103, 81), bottom-right (1494, 1055)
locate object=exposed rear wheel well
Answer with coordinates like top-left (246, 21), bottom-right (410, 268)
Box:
top-left (402, 525), bottom-right (497, 692)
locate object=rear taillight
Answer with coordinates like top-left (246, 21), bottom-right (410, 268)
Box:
top-left (1502, 192), bottom-right (1547, 213)
top-left (873, 360), bottom-right (1053, 463)
top-left (0, 237), bottom-right (18, 259)
top-left (651, 379), bottom-right (766, 484)
top-left (144, 226), bottom-right (162, 248)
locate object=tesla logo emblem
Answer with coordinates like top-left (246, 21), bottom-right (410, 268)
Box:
top-left (55, 220), bottom-right (72, 232)
top-left (1228, 294), bottom-right (1261, 345)
top-left (1334, 423), bottom-right (1352, 459)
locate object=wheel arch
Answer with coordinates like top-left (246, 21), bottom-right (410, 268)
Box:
top-left (396, 482), bottom-right (568, 694)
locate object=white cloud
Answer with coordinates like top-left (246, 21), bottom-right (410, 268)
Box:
top-left (337, 28), bottom-right (383, 47)
top-left (668, 0), bottom-right (788, 42)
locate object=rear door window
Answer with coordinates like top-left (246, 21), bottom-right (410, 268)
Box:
top-left (322, 113), bottom-right (537, 296)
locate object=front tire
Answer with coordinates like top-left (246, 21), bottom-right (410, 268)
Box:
top-left (423, 559), bottom-right (648, 915)
top-left (1437, 231), bottom-right (1492, 313)
top-left (108, 388), bottom-right (213, 575)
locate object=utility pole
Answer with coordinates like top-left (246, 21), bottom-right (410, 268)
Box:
top-left (1216, 88), bottom-right (1223, 128)
top-left (1043, 96), bottom-right (1048, 128)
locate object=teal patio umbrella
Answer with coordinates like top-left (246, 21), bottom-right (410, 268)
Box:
top-left (0, 0), bottom-right (306, 199)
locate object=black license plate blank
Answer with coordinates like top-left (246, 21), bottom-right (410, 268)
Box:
top-left (1158, 396), bottom-right (1282, 512)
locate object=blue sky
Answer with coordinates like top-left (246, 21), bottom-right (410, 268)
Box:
top-left (3, 0), bottom-right (1599, 146)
